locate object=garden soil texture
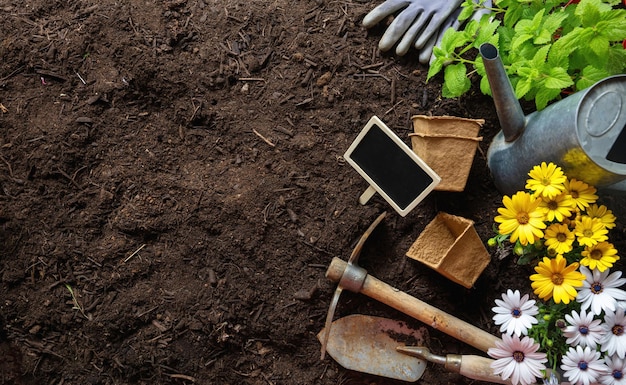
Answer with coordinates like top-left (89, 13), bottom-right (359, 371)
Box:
top-left (1, 1), bottom-right (625, 385)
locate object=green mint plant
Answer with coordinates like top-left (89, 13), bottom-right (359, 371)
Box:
top-left (428, 0), bottom-right (626, 110)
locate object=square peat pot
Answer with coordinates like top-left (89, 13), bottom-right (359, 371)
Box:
top-left (406, 212), bottom-right (491, 288)
top-left (409, 115), bottom-right (484, 192)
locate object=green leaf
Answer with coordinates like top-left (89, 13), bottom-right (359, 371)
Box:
top-left (508, 59), bottom-right (526, 76)
top-left (557, 27), bottom-right (595, 52)
top-left (498, 26), bottom-right (515, 49)
top-left (535, 84), bottom-right (562, 110)
top-left (509, 39), bottom-right (542, 62)
top-left (479, 74), bottom-right (492, 96)
top-left (575, 0), bottom-right (604, 27)
top-left (427, 57), bottom-right (444, 81)
top-left (572, 43), bottom-right (609, 69)
top-left (458, 0), bottom-right (476, 22)
top-left (529, 8), bottom-right (546, 32)
top-left (589, 34), bottom-right (610, 57)
top-left (575, 65), bottom-right (611, 90)
top-left (567, 49), bottom-right (594, 72)
top-left (474, 57), bottom-right (486, 77)
top-left (560, 5), bottom-right (579, 33)
top-left (473, 19), bottom-right (501, 48)
top-left (606, 45), bottom-right (626, 74)
top-left (517, 66), bottom-right (537, 79)
top-left (547, 39), bottom-right (569, 69)
top-left (513, 17), bottom-right (533, 36)
top-left (544, 67), bottom-right (573, 89)
top-left (440, 28), bottom-right (470, 54)
top-left (443, 63), bottom-right (471, 97)
top-left (511, 33), bottom-right (534, 52)
top-left (597, 11), bottom-right (626, 41)
top-left (534, 29), bottom-right (553, 45)
top-left (531, 45), bottom-right (551, 69)
top-left (487, 33), bottom-right (500, 47)
top-left (503, 4), bottom-right (524, 27)
top-left (516, 253), bottom-right (535, 266)
top-left (432, 46), bottom-right (445, 58)
top-left (515, 76), bottom-right (533, 99)
top-left (542, 11), bottom-right (570, 36)
top-left (463, 19), bottom-right (480, 39)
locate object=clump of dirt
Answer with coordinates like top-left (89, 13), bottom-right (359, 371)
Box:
top-left (1, 1), bottom-right (625, 385)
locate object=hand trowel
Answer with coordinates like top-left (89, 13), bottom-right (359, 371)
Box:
top-left (318, 314), bottom-right (514, 384)
top-left (317, 314), bottom-right (428, 381)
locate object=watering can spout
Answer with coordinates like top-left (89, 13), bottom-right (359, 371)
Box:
top-left (479, 43), bottom-right (526, 142)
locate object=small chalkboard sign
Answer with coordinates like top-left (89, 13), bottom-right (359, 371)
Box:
top-left (344, 116), bottom-right (441, 217)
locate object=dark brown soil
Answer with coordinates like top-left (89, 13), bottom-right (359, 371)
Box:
top-left (1, 1), bottom-right (625, 385)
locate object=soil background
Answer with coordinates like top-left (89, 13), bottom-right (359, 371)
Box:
top-left (1, 1), bottom-right (625, 385)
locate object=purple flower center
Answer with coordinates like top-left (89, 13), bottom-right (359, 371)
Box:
top-left (614, 370), bottom-right (623, 379)
top-left (591, 283), bottom-right (603, 294)
top-left (513, 351), bottom-right (525, 363)
top-left (579, 325), bottom-right (589, 335)
top-left (512, 308), bottom-right (521, 317)
top-left (578, 361), bottom-right (588, 371)
top-left (613, 324), bottom-right (624, 336)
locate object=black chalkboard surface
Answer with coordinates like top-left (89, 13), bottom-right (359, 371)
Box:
top-left (344, 116), bottom-right (440, 217)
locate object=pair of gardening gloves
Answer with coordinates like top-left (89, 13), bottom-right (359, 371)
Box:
top-left (363, 0), bottom-right (492, 64)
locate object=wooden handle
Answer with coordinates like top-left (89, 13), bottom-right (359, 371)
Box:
top-left (459, 355), bottom-right (510, 384)
top-left (326, 257), bottom-right (500, 353)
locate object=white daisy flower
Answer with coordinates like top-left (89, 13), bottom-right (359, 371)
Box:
top-left (600, 355), bottom-right (626, 385)
top-left (488, 333), bottom-right (547, 385)
top-left (601, 307), bottom-right (626, 359)
top-left (492, 289), bottom-right (539, 336)
top-left (577, 266), bottom-right (626, 316)
top-left (563, 309), bottom-right (604, 349)
top-left (561, 345), bottom-right (608, 385)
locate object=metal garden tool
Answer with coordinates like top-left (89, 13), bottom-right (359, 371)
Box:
top-left (397, 346), bottom-right (511, 384)
top-left (320, 212), bottom-right (500, 360)
top-left (318, 314), bottom-right (511, 383)
top-left (317, 314), bottom-right (428, 381)
top-left (479, 42), bottom-right (626, 195)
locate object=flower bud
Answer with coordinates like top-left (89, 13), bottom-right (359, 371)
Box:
top-left (487, 238), bottom-right (497, 247)
top-left (514, 244), bottom-right (524, 256)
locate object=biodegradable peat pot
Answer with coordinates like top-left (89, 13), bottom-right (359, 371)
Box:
top-left (406, 212), bottom-right (491, 288)
top-left (409, 115), bottom-right (484, 192)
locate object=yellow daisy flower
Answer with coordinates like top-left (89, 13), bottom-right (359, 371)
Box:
top-left (525, 162), bottom-right (567, 199)
top-left (537, 193), bottom-right (576, 222)
top-left (586, 204), bottom-right (616, 230)
top-left (574, 216), bottom-right (608, 247)
top-left (530, 254), bottom-right (585, 304)
top-left (564, 178), bottom-right (598, 210)
top-left (494, 191), bottom-right (546, 246)
top-left (543, 223), bottom-right (575, 255)
top-left (580, 241), bottom-right (620, 272)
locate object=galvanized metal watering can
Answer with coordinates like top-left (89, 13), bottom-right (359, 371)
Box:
top-left (479, 43), bottom-right (626, 195)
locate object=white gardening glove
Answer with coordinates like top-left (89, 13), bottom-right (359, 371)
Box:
top-left (362, 0), bottom-right (464, 56)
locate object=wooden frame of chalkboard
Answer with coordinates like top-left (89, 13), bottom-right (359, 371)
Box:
top-left (344, 116), bottom-right (441, 217)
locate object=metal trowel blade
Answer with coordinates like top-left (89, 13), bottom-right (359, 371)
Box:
top-left (317, 314), bottom-right (428, 382)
